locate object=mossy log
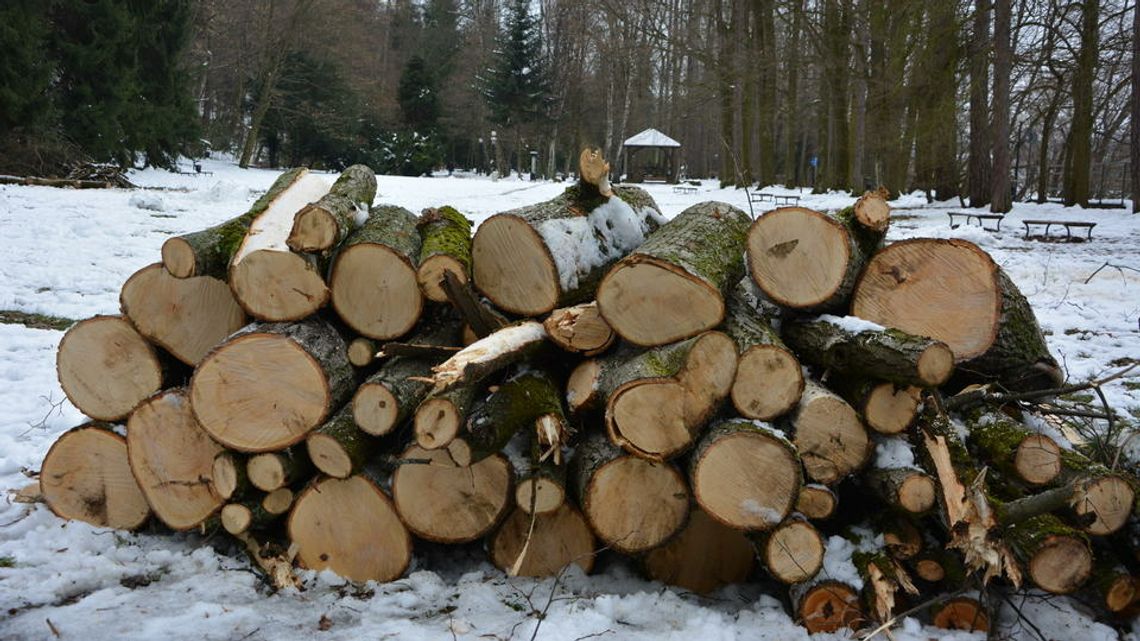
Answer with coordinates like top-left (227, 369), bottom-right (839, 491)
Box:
top-left (689, 419), bottom-right (801, 531)
top-left (852, 239), bottom-right (1062, 392)
top-left (306, 403), bottom-right (380, 478)
top-left (543, 302), bottom-right (616, 356)
top-left (488, 504), bottom-right (596, 578)
top-left (965, 410), bottom-right (1063, 486)
top-left (416, 206), bottom-right (473, 303)
top-left (190, 317), bottom-right (354, 452)
top-left (782, 316), bottom-right (954, 388)
top-left (287, 164), bottom-right (376, 253)
top-left (722, 280), bottom-right (804, 421)
top-left (829, 379), bottom-right (921, 435)
top-left (328, 204), bottom-right (423, 340)
top-left (449, 368), bottom-right (566, 467)
top-left (597, 201), bottom-right (751, 346)
top-left (40, 423), bottom-right (151, 530)
top-left (754, 515), bottom-right (825, 585)
top-left (1004, 513), bottom-right (1093, 594)
top-left (211, 452), bottom-right (249, 501)
top-left (643, 507), bottom-right (755, 594)
top-left (390, 445), bottom-right (512, 543)
top-left (785, 380), bottom-right (871, 485)
top-left (162, 168), bottom-right (307, 279)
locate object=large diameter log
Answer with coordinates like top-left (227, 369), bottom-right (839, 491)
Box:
top-left (416, 206), bottom-right (473, 303)
top-left (597, 201), bottom-right (751, 346)
top-left (782, 316), bottom-right (954, 388)
top-left (1005, 513), bottom-right (1093, 594)
top-left (723, 280), bottom-right (803, 421)
top-left (689, 419), bottom-right (801, 531)
top-left (472, 183), bottom-right (663, 317)
top-left (390, 445), bottom-right (512, 543)
top-left (306, 404), bottom-right (378, 479)
top-left (288, 475), bottom-right (411, 583)
top-left (120, 263), bottom-right (247, 366)
top-left (757, 516), bottom-right (826, 585)
top-left (40, 424), bottom-right (150, 530)
top-left (57, 315), bottom-right (167, 421)
top-left (543, 302), bottom-right (616, 356)
top-left (287, 164), bottom-right (376, 253)
top-left (852, 239), bottom-right (1061, 392)
top-left (489, 504), bottom-right (596, 577)
top-left (190, 317), bottom-right (354, 452)
top-left (830, 380), bottom-right (921, 435)
top-left (126, 389), bottom-right (224, 530)
top-left (227, 169), bottom-right (332, 321)
top-left (162, 168), bottom-right (307, 279)
top-left (643, 508), bottom-right (755, 594)
top-left (787, 381), bottom-right (871, 484)
top-left (329, 205), bottom-right (423, 339)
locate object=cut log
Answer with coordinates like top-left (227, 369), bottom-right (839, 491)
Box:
top-left (746, 205), bottom-right (882, 313)
top-left (910, 548), bottom-right (964, 585)
top-left (852, 545), bottom-right (919, 623)
top-left (597, 201), bottom-right (751, 346)
top-left (930, 596), bottom-right (990, 632)
top-left (261, 487), bottom-right (295, 515)
top-left (472, 167), bottom-right (663, 317)
top-left (1092, 555), bottom-right (1138, 613)
top-left (1005, 513), bottom-right (1092, 594)
top-left (757, 516), bottom-right (826, 585)
top-left (851, 239), bottom-right (1062, 392)
top-left (246, 449), bottom-right (311, 492)
top-left (427, 321), bottom-right (548, 394)
top-left (966, 411), bottom-right (1063, 486)
top-left (448, 369), bottom-right (566, 467)
top-left (786, 380), bottom-right (871, 485)
top-left (126, 389), bottom-right (224, 530)
top-left (792, 580), bottom-right (863, 633)
top-left (416, 206), bottom-right (473, 303)
top-left (120, 263), bottom-right (248, 366)
top-left (579, 147), bottom-right (614, 197)
top-left (782, 316), bottom-right (954, 388)
top-left (40, 423), bottom-right (150, 530)
top-left (414, 385), bottom-right (477, 450)
top-left (211, 452), bottom-right (248, 501)
top-left (190, 317), bottom-right (354, 452)
top-left (286, 164), bottom-right (376, 253)
top-left (390, 445), bottom-right (512, 543)
top-left (346, 338), bottom-right (377, 368)
top-left (795, 484), bottom-right (838, 520)
top-left (848, 191), bottom-right (891, 234)
top-left (288, 475), bottom-right (411, 583)
top-left (878, 514), bottom-right (924, 560)
top-left (306, 403), bottom-right (378, 478)
top-left (570, 433), bottom-right (689, 554)
top-left (643, 507), bottom-right (755, 594)
top-left (489, 504), bottom-right (596, 577)
top-left (227, 169), bottom-right (332, 321)
top-left (868, 437), bottom-right (937, 515)
top-left (830, 380), bottom-right (921, 435)
top-left (57, 315), bottom-right (167, 421)
top-left (508, 430), bottom-right (569, 515)
top-left (689, 419), bottom-right (801, 531)
top-left (328, 205), bottom-right (423, 339)
top-left (220, 498), bottom-right (280, 535)
top-left (543, 302), bottom-right (616, 356)
top-left (162, 167), bottom-right (307, 279)
top-left (722, 280), bottom-right (803, 421)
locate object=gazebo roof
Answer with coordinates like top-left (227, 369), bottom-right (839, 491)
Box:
top-left (622, 128), bottom-right (681, 148)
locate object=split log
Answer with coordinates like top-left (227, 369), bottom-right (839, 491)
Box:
top-left (542, 302), bottom-right (616, 356)
top-left (414, 385), bottom-right (477, 450)
top-left (791, 580), bottom-right (863, 633)
top-left (346, 338), bottom-right (377, 368)
top-left (286, 164), bottom-right (376, 253)
top-left (472, 151), bottom-right (663, 317)
top-left (57, 315), bottom-right (168, 421)
top-left (1004, 513), bottom-right (1092, 594)
top-left (571, 433), bottom-right (689, 554)
top-left (162, 168), bottom-right (307, 279)
top-left (227, 169), bottom-right (332, 321)
top-left (288, 475), bottom-right (412, 583)
top-left (830, 380), bottom-right (921, 435)
top-left (126, 389), bottom-right (224, 530)
top-left (449, 369), bottom-right (566, 467)
top-left (306, 404), bottom-right (379, 478)
top-left (868, 437), bottom-right (937, 514)
top-left (643, 507), bottom-right (755, 594)
top-left (851, 239), bottom-right (1062, 392)
top-left (782, 316), bottom-right (954, 388)
top-left (390, 445), bottom-right (512, 543)
top-left (722, 280), bottom-right (803, 421)
top-left (929, 596), bottom-right (990, 632)
top-left (247, 449), bottom-right (312, 491)
top-left (190, 317), bottom-right (354, 452)
top-left (416, 206), bottom-right (473, 303)
top-left (120, 263), bottom-right (247, 366)
top-left (328, 205), bottom-right (423, 340)
top-left (597, 201), bottom-right (751, 346)
top-left (786, 380), bottom-right (871, 485)
top-left (795, 484), bottom-right (838, 520)
top-left (756, 516), bottom-right (826, 585)
top-left (489, 504), bottom-right (596, 578)
top-left (40, 423), bottom-right (150, 530)
top-left (211, 452), bottom-right (249, 501)
top-left (427, 321), bottom-right (548, 395)
top-left (689, 419), bottom-right (801, 531)
top-left (852, 545), bottom-right (919, 623)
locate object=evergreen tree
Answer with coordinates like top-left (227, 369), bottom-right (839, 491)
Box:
top-left (421, 0), bottom-right (461, 77)
top-left (0, 1), bottom-right (54, 136)
top-left (260, 51), bottom-right (359, 169)
top-left (398, 55), bottom-right (440, 131)
top-left (479, 0), bottom-right (550, 131)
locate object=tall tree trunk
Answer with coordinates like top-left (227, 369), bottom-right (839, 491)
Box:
top-left (1065, 0), bottom-right (1098, 207)
top-left (849, 0), bottom-right (868, 193)
top-left (914, 3), bottom-right (959, 201)
top-left (990, 0), bottom-right (1012, 212)
top-left (1133, 0), bottom-right (1140, 212)
top-left (821, 0), bottom-right (849, 191)
top-left (756, 0), bottom-right (777, 186)
top-left (1036, 94), bottom-right (1059, 203)
top-left (716, 0), bottom-right (736, 185)
top-left (968, 0), bottom-right (992, 207)
top-left (784, 0), bottom-right (804, 186)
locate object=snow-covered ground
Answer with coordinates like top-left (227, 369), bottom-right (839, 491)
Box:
top-left (0, 158), bottom-right (1136, 640)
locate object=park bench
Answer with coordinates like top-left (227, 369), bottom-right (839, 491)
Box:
top-left (1022, 219), bottom-right (1096, 241)
top-left (673, 185), bottom-right (698, 194)
top-left (947, 211), bottom-right (1005, 231)
top-left (749, 192), bottom-right (801, 206)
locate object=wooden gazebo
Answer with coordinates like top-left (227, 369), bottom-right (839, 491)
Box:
top-left (622, 129), bottom-right (682, 183)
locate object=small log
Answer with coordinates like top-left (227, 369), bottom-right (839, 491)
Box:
top-left (689, 419), bottom-right (801, 531)
top-left (220, 499), bottom-right (281, 535)
top-left (543, 302), bottom-right (616, 356)
top-left (120, 263), bottom-right (247, 366)
top-left (416, 206), bottom-right (473, 303)
top-left (782, 316), bottom-right (954, 388)
top-left (643, 507), bottom-right (755, 594)
top-left (328, 205), bottom-right (423, 340)
top-left (247, 449), bottom-right (312, 492)
top-left (929, 596), bottom-right (990, 632)
top-left (57, 315), bottom-right (168, 421)
top-left (0, 174), bottom-right (116, 189)
top-left (1004, 513), bottom-right (1093, 594)
top-left (414, 385), bottom-right (478, 450)
top-left (287, 164), bottom-right (376, 253)
top-left (390, 445), bottom-right (512, 543)
top-left (40, 423), bottom-right (150, 530)
top-left (795, 484), bottom-right (838, 520)
top-left (756, 515), bottom-right (826, 585)
top-left (878, 514), bottom-right (924, 560)
top-left (190, 317), bottom-right (354, 452)
top-left (306, 404), bottom-right (379, 478)
top-left (966, 410), bottom-right (1063, 486)
top-left (288, 475), bottom-right (412, 583)
top-left (126, 389), bottom-right (224, 530)
top-left (513, 435), bottom-right (568, 515)
top-left (489, 504), bottom-right (596, 578)
top-left (792, 580), bottom-right (863, 633)
top-left (162, 167), bottom-right (307, 279)
top-left (228, 169), bottom-right (332, 320)
top-left (570, 432), bottom-right (689, 554)
top-left (786, 380), bottom-right (871, 485)
top-left (909, 548), bottom-right (965, 585)
top-left (261, 487), bottom-right (295, 515)
top-left (722, 280), bottom-right (804, 421)
top-left (1092, 554), bottom-right (1138, 613)
top-left (597, 201), bottom-right (751, 346)
top-left (427, 321), bottom-right (548, 394)
top-left (211, 452), bottom-right (249, 501)
top-left (449, 369), bottom-right (566, 467)
top-left (347, 338), bottom-right (377, 368)
top-left (830, 380), bottom-right (921, 435)
top-left (868, 436), bottom-right (937, 515)
top-left (848, 191), bottom-right (891, 235)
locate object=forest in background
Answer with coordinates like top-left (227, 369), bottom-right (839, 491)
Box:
top-left (0, 0), bottom-right (1136, 211)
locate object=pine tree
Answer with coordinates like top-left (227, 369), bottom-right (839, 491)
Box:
top-left (398, 55), bottom-right (440, 131)
top-left (479, 0), bottom-right (550, 144)
top-left (0, 1), bottom-right (54, 136)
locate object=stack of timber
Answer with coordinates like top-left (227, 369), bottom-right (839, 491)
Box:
top-left (38, 156), bottom-right (1140, 636)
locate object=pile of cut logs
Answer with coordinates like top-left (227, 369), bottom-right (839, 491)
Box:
top-left (40, 150), bottom-right (1139, 634)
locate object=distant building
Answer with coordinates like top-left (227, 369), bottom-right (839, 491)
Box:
top-left (622, 129), bottom-right (682, 184)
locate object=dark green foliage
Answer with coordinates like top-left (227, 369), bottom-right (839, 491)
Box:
top-left (398, 56), bottom-right (440, 131)
top-left (0, 2), bottom-right (54, 135)
top-left (259, 52), bottom-right (360, 169)
top-left (479, 0), bottom-right (550, 128)
top-left (362, 130), bottom-right (444, 177)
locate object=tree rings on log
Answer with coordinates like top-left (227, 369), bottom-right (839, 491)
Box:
top-left (862, 384), bottom-right (922, 435)
top-left (1006, 514), bottom-right (1093, 594)
top-left (1073, 474), bottom-right (1136, 536)
top-left (40, 424), bottom-right (150, 530)
top-left (416, 206), bottom-right (472, 303)
top-left (789, 382), bottom-right (871, 484)
top-left (643, 508), bottom-right (755, 594)
top-left (286, 164), bottom-right (376, 253)
top-left (746, 207), bottom-right (859, 312)
top-left (759, 517), bottom-right (825, 585)
top-left (793, 580), bottom-right (863, 633)
top-left (930, 597), bottom-right (990, 632)
top-left (795, 484), bottom-right (838, 520)
top-left (489, 504), bottom-right (596, 577)
top-left (211, 452), bottom-right (247, 501)
top-left (247, 450), bottom-right (310, 491)
top-left (543, 302), bottom-right (616, 356)
top-left (57, 315), bottom-right (165, 421)
top-left (288, 475), bottom-right (411, 583)
top-left (391, 445), bottom-right (512, 543)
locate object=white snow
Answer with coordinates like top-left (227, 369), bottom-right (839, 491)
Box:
top-left (128, 192), bottom-right (165, 212)
top-left (622, 128), bottom-right (682, 148)
top-left (738, 499), bottom-right (784, 526)
top-left (1, 161), bottom-right (1137, 641)
top-left (431, 321), bottom-right (546, 389)
top-left (537, 198), bottom-right (658, 291)
top-left (873, 435), bottom-right (918, 469)
top-left (817, 314), bottom-right (887, 334)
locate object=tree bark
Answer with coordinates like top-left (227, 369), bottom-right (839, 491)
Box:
top-left (449, 368), bottom-right (566, 467)
top-left (287, 164), bottom-right (377, 253)
top-left (722, 280), bottom-right (803, 421)
top-left (306, 403), bottom-right (379, 479)
top-left (967, 0), bottom-right (991, 207)
top-left (990, 0), bottom-right (1012, 212)
top-left (1065, 0), bottom-right (1099, 207)
top-left (416, 206), bottom-right (473, 303)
